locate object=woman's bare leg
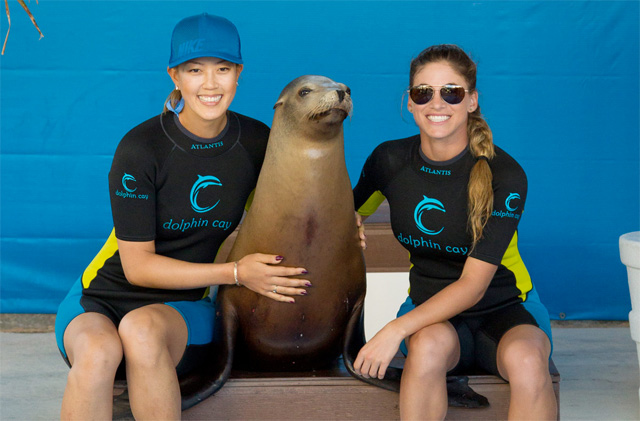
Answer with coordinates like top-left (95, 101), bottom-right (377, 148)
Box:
top-left (61, 313), bottom-right (123, 420)
top-left (399, 322), bottom-right (460, 420)
top-left (497, 325), bottom-right (557, 420)
top-left (118, 304), bottom-right (188, 420)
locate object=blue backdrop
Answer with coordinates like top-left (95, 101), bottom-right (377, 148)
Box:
top-left (1, 1), bottom-right (638, 319)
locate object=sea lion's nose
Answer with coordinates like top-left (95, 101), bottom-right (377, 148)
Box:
top-left (336, 90), bottom-right (345, 102)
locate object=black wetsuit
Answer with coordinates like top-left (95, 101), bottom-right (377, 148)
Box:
top-left (354, 135), bottom-right (532, 313)
top-left (353, 136), bottom-right (552, 373)
top-left (56, 111), bottom-right (269, 360)
top-left (84, 111), bottom-right (269, 305)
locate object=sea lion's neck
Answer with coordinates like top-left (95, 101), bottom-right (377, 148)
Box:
top-left (255, 130), bottom-right (350, 201)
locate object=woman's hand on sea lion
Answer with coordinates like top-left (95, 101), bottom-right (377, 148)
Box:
top-left (353, 322), bottom-right (404, 379)
top-left (355, 212), bottom-right (367, 250)
top-left (236, 253), bottom-right (310, 303)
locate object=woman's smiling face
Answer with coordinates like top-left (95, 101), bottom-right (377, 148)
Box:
top-left (168, 57), bottom-right (243, 136)
top-left (409, 61), bottom-right (477, 146)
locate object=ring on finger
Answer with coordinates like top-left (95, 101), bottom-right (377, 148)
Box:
top-left (273, 285), bottom-right (278, 294)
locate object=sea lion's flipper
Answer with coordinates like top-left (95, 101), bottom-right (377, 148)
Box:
top-left (446, 376), bottom-right (490, 408)
top-left (180, 301), bottom-right (237, 410)
top-left (342, 298), bottom-right (489, 408)
top-left (342, 297), bottom-right (402, 392)
top-left (112, 389), bottom-right (133, 420)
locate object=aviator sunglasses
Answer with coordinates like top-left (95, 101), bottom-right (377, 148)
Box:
top-left (408, 84), bottom-right (469, 105)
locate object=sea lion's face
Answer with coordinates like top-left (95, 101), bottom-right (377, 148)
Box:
top-left (274, 75), bottom-right (352, 138)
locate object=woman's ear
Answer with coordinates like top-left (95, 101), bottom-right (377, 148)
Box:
top-left (235, 64), bottom-right (244, 81)
top-left (167, 66), bottom-right (180, 87)
top-left (468, 90), bottom-right (478, 113)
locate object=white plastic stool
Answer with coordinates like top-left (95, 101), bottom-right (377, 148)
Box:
top-left (620, 231), bottom-right (640, 403)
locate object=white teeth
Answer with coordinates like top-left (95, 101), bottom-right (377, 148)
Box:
top-left (199, 95), bottom-right (222, 103)
top-left (427, 115), bottom-right (450, 122)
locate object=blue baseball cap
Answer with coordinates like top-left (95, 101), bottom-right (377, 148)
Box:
top-left (169, 13), bottom-right (243, 68)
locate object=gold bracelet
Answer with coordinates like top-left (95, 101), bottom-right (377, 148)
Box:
top-left (233, 261), bottom-right (241, 286)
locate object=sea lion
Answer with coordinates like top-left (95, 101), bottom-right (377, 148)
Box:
top-left (219, 75), bottom-right (363, 372)
top-left (177, 75), bottom-right (378, 409)
top-left (176, 75), bottom-right (488, 411)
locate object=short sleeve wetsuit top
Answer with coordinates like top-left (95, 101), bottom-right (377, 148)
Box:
top-left (81, 111), bottom-right (269, 306)
top-left (353, 135), bottom-right (533, 314)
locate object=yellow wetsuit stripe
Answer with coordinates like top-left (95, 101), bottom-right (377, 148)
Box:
top-left (407, 252), bottom-right (414, 295)
top-left (82, 229), bottom-right (119, 289)
top-left (499, 230), bottom-right (532, 301)
top-left (357, 190), bottom-right (386, 216)
top-left (244, 189), bottom-right (256, 212)
top-left (81, 229), bottom-right (211, 299)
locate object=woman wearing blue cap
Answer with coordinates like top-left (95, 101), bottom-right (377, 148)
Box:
top-left (55, 13), bottom-right (310, 419)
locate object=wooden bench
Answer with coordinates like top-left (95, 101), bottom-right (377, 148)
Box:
top-left (202, 201), bottom-right (560, 420)
top-left (182, 358), bottom-right (560, 420)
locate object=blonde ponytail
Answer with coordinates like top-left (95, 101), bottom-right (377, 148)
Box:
top-left (467, 107), bottom-right (495, 252)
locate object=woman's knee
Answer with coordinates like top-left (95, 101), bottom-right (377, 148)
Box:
top-left (118, 305), bottom-right (186, 367)
top-left (498, 333), bottom-right (550, 389)
top-left (67, 328), bottom-right (123, 381)
top-left (118, 307), bottom-right (168, 355)
top-left (406, 324), bottom-right (459, 376)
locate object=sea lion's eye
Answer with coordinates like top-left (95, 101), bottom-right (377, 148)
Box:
top-left (299, 88), bottom-right (311, 97)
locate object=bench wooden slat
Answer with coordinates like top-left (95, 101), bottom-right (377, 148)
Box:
top-left (182, 358), bottom-right (560, 420)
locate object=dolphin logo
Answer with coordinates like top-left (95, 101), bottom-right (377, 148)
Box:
top-left (505, 193), bottom-right (521, 212)
top-left (190, 175), bottom-right (222, 213)
top-left (122, 173), bottom-right (137, 193)
top-left (414, 195), bottom-right (446, 235)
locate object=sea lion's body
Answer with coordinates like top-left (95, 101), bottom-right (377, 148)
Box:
top-left (221, 75), bottom-right (364, 370)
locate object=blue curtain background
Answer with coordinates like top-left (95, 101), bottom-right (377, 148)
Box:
top-left (1, 1), bottom-right (638, 318)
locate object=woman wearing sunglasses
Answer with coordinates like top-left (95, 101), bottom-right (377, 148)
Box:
top-left (54, 13), bottom-right (311, 420)
top-left (353, 44), bottom-right (556, 420)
